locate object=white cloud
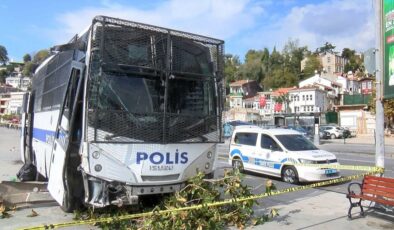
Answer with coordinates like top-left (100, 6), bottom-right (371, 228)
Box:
top-left (50, 0), bottom-right (263, 44)
top-left (48, 0), bottom-right (374, 56)
top-left (239, 0), bottom-right (375, 53)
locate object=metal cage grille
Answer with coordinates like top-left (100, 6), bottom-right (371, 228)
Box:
top-left (86, 16), bottom-right (224, 144)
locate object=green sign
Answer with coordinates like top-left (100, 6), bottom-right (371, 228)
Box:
top-left (384, 0), bottom-right (394, 99)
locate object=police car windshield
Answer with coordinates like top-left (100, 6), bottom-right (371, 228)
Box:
top-left (275, 134), bottom-right (318, 151)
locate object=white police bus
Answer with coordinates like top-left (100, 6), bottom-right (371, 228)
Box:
top-left (19, 16), bottom-right (224, 212)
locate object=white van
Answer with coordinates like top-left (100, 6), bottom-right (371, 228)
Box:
top-left (229, 126), bottom-right (340, 184)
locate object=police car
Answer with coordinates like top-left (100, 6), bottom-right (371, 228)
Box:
top-left (229, 126), bottom-right (340, 184)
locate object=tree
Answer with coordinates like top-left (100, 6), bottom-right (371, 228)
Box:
top-left (0, 45), bottom-right (9, 65)
top-left (302, 54), bottom-right (321, 77)
top-left (237, 49), bottom-right (265, 83)
top-left (341, 48), bottom-right (364, 73)
top-left (23, 54), bottom-right (32, 63)
top-left (282, 39), bottom-right (308, 80)
top-left (0, 69), bottom-right (7, 83)
top-left (341, 48), bottom-right (356, 59)
top-left (32, 49), bottom-right (50, 64)
top-left (224, 54), bottom-right (241, 85)
top-left (22, 61), bottom-right (36, 76)
top-left (316, 42), bottom-right (336, 53)
top-left (369, 89), bottom-right (394, 128)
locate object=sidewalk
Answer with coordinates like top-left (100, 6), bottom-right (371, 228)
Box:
top-left (325, 135), bottom-right (394, 146)
top-left (258, 192), bottom-right (394, 230)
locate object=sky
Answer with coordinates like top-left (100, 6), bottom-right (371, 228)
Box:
top-left (0, 0), bottom-right (375, 62)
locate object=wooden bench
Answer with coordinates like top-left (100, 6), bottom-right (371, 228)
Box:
top-left (347, 175), bottom-right (394, 219)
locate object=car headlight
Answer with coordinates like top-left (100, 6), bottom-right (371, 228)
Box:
top-left (298, 158), bottom-right (317, 164)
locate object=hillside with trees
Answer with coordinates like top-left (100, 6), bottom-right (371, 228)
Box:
top-left (224, 40), bottom-right (365, 91)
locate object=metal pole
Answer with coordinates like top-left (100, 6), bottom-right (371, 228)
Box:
top-left (375, 0), bottom-right (385, 169)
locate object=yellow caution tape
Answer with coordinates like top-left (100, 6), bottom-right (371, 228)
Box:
top-left (285, 164), bottom-right (384, 172)
top-left (20, 165), bottom-right (384, 230)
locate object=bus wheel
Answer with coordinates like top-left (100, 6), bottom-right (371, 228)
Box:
top-left (282, 166), bottom-right (299, 184)
top-left (232, 158), bottom-right (244, 173)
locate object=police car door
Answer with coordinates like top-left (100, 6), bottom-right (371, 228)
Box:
top-left (258, 133), bottom-right (285, 177)
top-left (230, 132), bottom-right (258, 170)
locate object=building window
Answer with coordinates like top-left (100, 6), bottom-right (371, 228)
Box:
top-left (367, 81), bottom-right (372, 89)
top-left (327, 57), bottom-right (331, 63)
top-left (302, 95), bottom-right (305, 101)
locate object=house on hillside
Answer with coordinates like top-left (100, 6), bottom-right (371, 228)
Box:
top-left (288, 86), bottom-right (332, 113)
top-left (299, 72), bottom-right (342, 101)
top-left (228, 80), bottom-right (262, 108)
top-left (301, 51), bottom-right (348, 75)
top-left (335, 73), bottom-right (375, 135)
top-left (271, 87), bottom-right (294, 114)
top-left (5, 73), bottom-right (31, 91)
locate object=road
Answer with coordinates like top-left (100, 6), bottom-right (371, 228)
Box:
top-left (216, 140), bottom-right (394, 210)
top-left (1, 127), bottom-right (393, 229)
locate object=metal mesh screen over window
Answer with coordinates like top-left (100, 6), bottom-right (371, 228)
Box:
top-left (86, 16), bottom-right (224, 143)
top-left (32, 50), bottom-right (74, 112)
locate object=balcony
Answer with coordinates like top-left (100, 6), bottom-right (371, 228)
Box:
top-left (343, 94), bottom-right (372, 105)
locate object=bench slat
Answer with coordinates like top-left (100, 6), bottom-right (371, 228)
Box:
top-left (350, 194), bottom-right (394, 206)
top-left (363, 184), bottom-right (394, 195)
top-left (363, 180), bottom-right (394, 190)
top-left (365, 175), bottom-right (394, 184)
top-left (362, 188), bottom-right (394, 199)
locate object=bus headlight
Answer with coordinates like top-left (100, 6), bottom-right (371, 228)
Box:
top-left (207, 151), bottom-right (213, 159)
top-left (205, 162), bottom-right (210, 169)
top-left (94, 164), bottom-right (102, 172)
top-left (92, 151), bottom-right (100, 159)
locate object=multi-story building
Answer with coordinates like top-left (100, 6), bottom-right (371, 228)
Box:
top-left (0, 91), bottom-right (24, 115)
top-left (319, 51), bottom-right (347, 74)
top-left (288, 87), bottom-right (332, 113)
top-left (301, 51), bottom-right (348, 75)
top-left (271, 87), bottom-right (294, 114)
top-left (299, 72), bottom-right (342, 99)
top-left (8, 92), bottom-right (25, 114)
top-left (0, 94), bottom-right (10, 115)
top-left (5, 72), bottom-right (31, 91)
top-left (228, 80), bottom-right (261, 108)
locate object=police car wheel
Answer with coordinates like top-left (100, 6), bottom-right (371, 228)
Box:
top-left (232, 158), bottom-right (244, 173)
top-left (282, 166), bottom-right (299, 184)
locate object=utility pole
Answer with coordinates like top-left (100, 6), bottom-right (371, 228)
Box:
top-left (375, 0), bottom-right (385, 169)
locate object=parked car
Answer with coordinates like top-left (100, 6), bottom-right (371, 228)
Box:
top-left (320, 125), bottom-right (343, 139)
top-left (319, 128), bottom-right (331, 139)
top-left (229, 126), bottom-right (340, 184)
top-left (340, 127), bottom-right (352, 138)
top-left (286, 126), bottom-right (313, 140)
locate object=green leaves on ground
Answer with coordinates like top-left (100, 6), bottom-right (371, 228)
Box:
top-left (75, 170), bottom-right (277, 229)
